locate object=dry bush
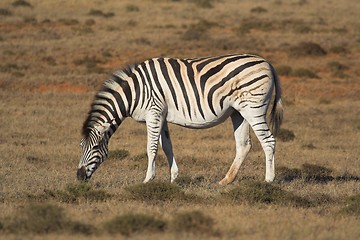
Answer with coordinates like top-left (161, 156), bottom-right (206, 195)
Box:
top-left (278, 164), bottom-right (360, 184)
top-left (85, 18), bottom-right (96, 26)
top-left (0, 8), bottom-right (12, 16)
top-left (293, 24), bottom-right (312, 34)
top-left (237, 18), bottom-right (273, 34)
top-left (277, 164), bottom-right (349, 184)
top-left (126, 4), bottom-right (140, 12)
top-left (277, 128), bottom-right (295, 142)
top-left (74, 55), bottom-right (105, 73)
top-left (175, 175), bottom-right (206, 187)
top-left (302, 143), bottom-right (317, 150)
top-left (335, 172), bottom-right (360, 182)
top-left (329, 45), bottom-right (349, 55)
top-left (328, 61), bottom-right (349, 78)
top-left (292, 68), bottom-right (319, 79)
top-left (30, 183), bottom-right (111, 203)
top-left (301, 164), bottom-right (334, 183)
top-left (275, 65), bottom-right (318, 79)
top-left (3, 203), bottom-right (94, 235)
top-left (12, 0), bottom-right (32, 8)
top-left (277, 166), bottom-right (302, 182)
top-left (226, 180), bottom-right (312, 207)
top-left (88, 9), bottom-right (115, 18)
top-left (250, 6), bottom-right (267, 13)
top-left (109, 149), bottom-right (130, 160)
top-left (182, 19), bottom-right (216, 41)
top-left (340, 194), bottom-right (360, 216)
top-left (58, 18), bottom-right (79, 26)
top-left (104, 213), bottom-right (166, 236)
top-left (289, 42), bottom-right (327, 57)
top-left (172, 210), bottom-right (215, 235)
top-left (275, 65), bottom-right (293, 76)
top-left (131, 152), bottom-right (148, 161)
top-left (191, 0), bottom-right (215, 8)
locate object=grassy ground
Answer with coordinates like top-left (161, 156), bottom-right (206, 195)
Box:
top-left (0, 0), bottom-right (359, 239)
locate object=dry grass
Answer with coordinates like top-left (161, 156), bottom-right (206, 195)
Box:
top-left (0, 0), bottom-right (360, 239)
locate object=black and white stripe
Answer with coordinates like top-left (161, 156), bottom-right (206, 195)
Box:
top-left (77, 54), bottom-right (283, 184)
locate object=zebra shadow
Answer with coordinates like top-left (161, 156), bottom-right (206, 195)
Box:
top-left (276, 163), bottom-right (360, 184)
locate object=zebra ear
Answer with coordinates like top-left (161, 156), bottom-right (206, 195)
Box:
top-left (94, 122), bottom-right (111, 135)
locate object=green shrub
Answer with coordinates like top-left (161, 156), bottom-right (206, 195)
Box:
top-left (5, 203), bottom-right (67, 234)
top-left (125, 181), bottom-right (186, 201)
top-left (104, 213), bottom-right (166, 235)
top-left (172, 210), bottom-right (214, 234)
top-left (33, 182), bottom-right (111, 203)
top-left (226, 180), bottom-right (312, 207)
top-left (4, 203), bottom-right (94, 234)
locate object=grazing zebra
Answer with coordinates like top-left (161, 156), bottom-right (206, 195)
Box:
top-left (77, 54), bottom-right (283, 185)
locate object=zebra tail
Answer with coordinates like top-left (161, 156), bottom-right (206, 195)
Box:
top-left (269, 64), bottom-right (284, 137)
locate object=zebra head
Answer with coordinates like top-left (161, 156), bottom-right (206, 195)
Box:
top-left (77, 122), bottom-right (111, 181)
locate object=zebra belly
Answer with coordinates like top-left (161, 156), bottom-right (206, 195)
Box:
top-left (166, 108), bottom-right (234, 129)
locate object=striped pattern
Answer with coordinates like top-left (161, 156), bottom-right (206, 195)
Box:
top-left (78, 54), bottom-right (283, 184)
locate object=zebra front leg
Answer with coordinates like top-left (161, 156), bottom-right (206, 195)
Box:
top-left (143, 110), bottom-right (165, 183)
top-left (219, 112), bottom-right (251, 185)
top-left (159, 122), bottom-right (179, 183)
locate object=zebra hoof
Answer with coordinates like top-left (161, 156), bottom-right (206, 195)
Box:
top-left (219, 178), bottom-right (230, 185)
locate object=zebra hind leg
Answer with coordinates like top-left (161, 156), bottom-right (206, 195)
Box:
top-left (241, 108), bottom-right (276, 182)
top-left (219, 111), bottom-right (251, 185)
top-left (159, 122), bottom-right (179, 183)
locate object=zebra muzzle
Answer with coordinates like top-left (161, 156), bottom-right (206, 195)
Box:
top-left (77, 166), bottom-right (87, 181)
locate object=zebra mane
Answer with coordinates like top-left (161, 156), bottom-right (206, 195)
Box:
top-left (81, 65), bottom-right (136, 138)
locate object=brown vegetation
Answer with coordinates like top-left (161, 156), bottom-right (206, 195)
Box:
top-left (0, 0), bottom-right (359, 239)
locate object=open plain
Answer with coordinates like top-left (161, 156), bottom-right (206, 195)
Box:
top-left (0, 0), bottom-right (359, 239)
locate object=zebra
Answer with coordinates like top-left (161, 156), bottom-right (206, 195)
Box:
top-left (77, 54), bottom-right (283, 185)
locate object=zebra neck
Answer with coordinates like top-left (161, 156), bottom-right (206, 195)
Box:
top-left (106, 121), bottom-right (121, 139)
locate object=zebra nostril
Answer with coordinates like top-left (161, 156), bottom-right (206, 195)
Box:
top-left (77, 166), bottom-right (87, 181)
